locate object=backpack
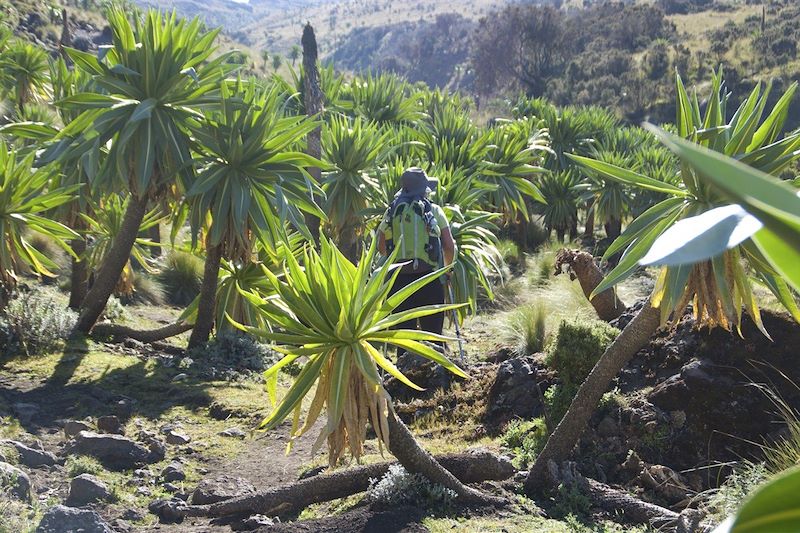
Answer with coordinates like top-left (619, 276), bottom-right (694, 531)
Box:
top-left (382, 196), bottom-right (442, 269)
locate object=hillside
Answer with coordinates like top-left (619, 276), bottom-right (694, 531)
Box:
top-left (134, 0), bottom-right (512, 55)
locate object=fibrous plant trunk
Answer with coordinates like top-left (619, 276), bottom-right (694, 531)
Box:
top-left (68, 236), bottom-right (88, 310)
top-left (337, 220), bottom-right (362, 264)
top-left (302, 23), bottom-right (323, 246)
top-left (92, 321), bottom-right (193, 343)
top-left (74, 194), bottom-right (149, 334)
top-left (554, 248), bottom-right (625, 322)
top-left (178, 449), bottom-right (512, 519)
top-left (542, 461), bottom-right (682, 528)
top-left (148, 223), bottom-right (162, 258)
top-left (604, 217), bottom-right (622, 240)
top-left (524, 300), bottom-right (660, 494)
top-left (386, 409), bottom-right (504, 505)
top-left (187, 241), bottom-right (223, 349)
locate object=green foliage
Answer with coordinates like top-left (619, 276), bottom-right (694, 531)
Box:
top-left (349, 72), bottom-right (421, 125)
top-left (0, 141), bottom-right (77, 298)
top-left (367, 463), bottom-right (456, 508)
top-left (544, 384), bottom-right (574, 426)
top-left (187, 79), bottom-right (324, 256)
top-left (549, 483), bottom-right (592, 521)
top-left (157, 251), bottom-right (204, 306)
top-left (545, 319), bottom-right (620, 386)
top-left (505, 303), bottom-right (548, 356)
top-left (186, 331), bottom-right (281, 379)
top-left (44, 8), bottom-right (235, 200)
top-left (0, 39), bottom-right (49, 110)
top-left (573, 70), bottom-right (800, 332)
top-left (726, 466), bottom-right (800, 533)
top-left (65, 455), bottom-right (105, 477)
top-left (0, 286), bottom-right (77, 357)
top-left (501, 418), bottom-right (548, 469)
top-left (235, 237), bottom-right (466, 466)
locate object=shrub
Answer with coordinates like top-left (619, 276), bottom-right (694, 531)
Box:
top-left (505, 303), bottom-right (548, 356)
top-left (157, 251), bottom-right (203, 306)
top-left (545, 319), bottom-right (620, 386)
top-left (367, 464), bottom-right (457, 507)
top-left (65, 455), bottom-right (104, 477)
top-left (497, 239), bottom-right (523, 271)
top-left (186, 331), bottom-right (282, 379)
top-left (100, 295), bottom-right (126, 322)
top-left (0, 286), bottom-right (76, 357)
top-left (544, 383), bottom-right (575, 425)
top-left (550, 482), bottom-right (592, 520)
top-left (121, 275), bottom-right (165, 306)
top-left (500, 418), bottom-right (548, 468)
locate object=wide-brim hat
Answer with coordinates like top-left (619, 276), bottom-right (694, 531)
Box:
top-left (401, 167), bottom-right (437, 191)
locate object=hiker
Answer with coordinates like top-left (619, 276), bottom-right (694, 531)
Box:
top-left (378, 168), bottom-right (456, 359)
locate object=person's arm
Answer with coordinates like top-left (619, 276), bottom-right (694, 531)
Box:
top-left (441, 227), bottom-right (455, 267)
top-left (378, 231), bottom-right (387, 255)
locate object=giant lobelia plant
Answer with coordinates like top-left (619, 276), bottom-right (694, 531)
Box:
top-left (44, 8), bottom-right (235, 334)
top-left (526, 69), bottom-right (800, 493)
top-left (231, 236), bottom-right (494, 502)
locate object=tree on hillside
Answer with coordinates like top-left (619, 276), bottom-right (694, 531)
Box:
top-left (45, 8), bottom-right (235, 334)
top-left (261, 49), bottom-right (269, 69)
top-left (288, 44), bottom-right (301, 66)
top-left (472, 5), bottom-right (571, 97)
top-left (272, 53), bottom-right (283, 71)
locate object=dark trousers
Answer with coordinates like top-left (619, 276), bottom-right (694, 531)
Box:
top-left (389, 273), bottom-right (445, 333)
top-left (389, 273), bottom-right (445, 359)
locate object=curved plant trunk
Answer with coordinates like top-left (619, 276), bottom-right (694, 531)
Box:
top-left (554, 249), bottom-right (625, 322)
top-left (74, 195), bottom-right (149, 334)
top-left (187, 242), bottom-right (223, 350)
top-left (92, 321), bottom-right (193, 343)
top-left (387, 408), bottom-right (504, 505)
top-left (604, 217), bottom-right (622, 240)
top-left (302, 23), bottom-right (323, 246)
top-left (524, 301), bottom-right (660, 495)
top-left (179, 449), bottom-right (512, 519)
top-left (68, 237), bottom-right (88, 310)
top-left (338, 222), bottom-right (361, 264)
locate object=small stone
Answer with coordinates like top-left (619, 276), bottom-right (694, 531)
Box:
top-left (171, 373), bottom-right (188, 382)
top-left (148, 498), bottom-right (184, 524)
top-left (146, 439), bottom-right (167, 463)
top-left (190, 475), bottom-right (256, 505)
top-left (0, 461), bottom-right (33, 502)
top-left (162, 482), bottom-right (181, 493)
top-left (219, 427), bottom-right (246, 439)
top-left (2, 440), bottom-right (57, 467)
top-left (64, 420), bottom-right (93, 438)
top-left (111, 399), bottom-right (135, 418)
top-left (66, 431), bottom-right (151, 470)
top-left (233, 514), bottom-right (275, 530)
top-left (159, 423), bottom-right (183, 434)
top-left (165, 431), bottom-right (191, 445)
top-left (67, 474), bottom-right (111, 506)
top-left (36, 505), bottom-right (112, 533)
top-left (136, 486), bottom-right (151, 497)
top-left (97, 415), bottom-right (125, 435)
top-left (161, 462), bottom-right (186, 482)
top-left (121, 508), bottom-right (145, 521)
top-left (133, 468), bottom-right (151, 478)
